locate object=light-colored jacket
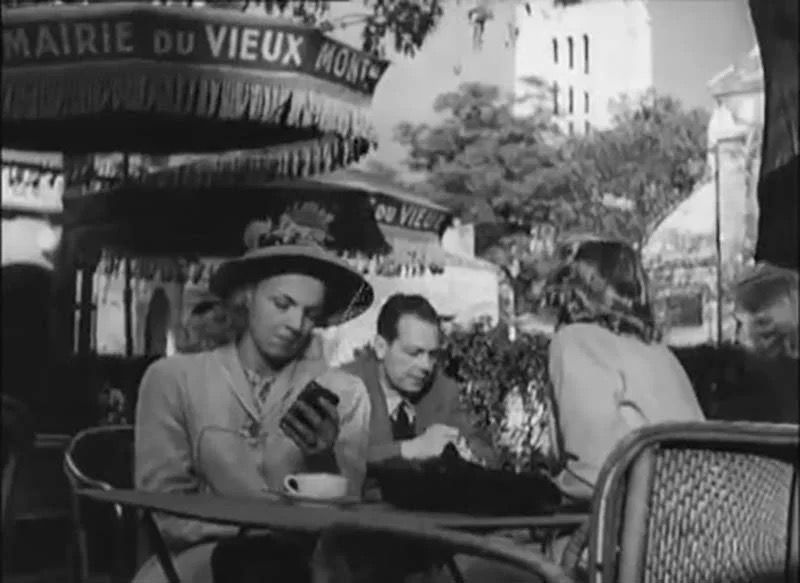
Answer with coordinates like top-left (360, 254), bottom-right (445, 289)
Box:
top-left (132, 340), bottom-right (371, 583)
top-left (549, 323), bottom-right (705, 500)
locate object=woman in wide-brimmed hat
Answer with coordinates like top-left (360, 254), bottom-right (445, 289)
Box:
top-left (133, 210), bottom-right (375, 583)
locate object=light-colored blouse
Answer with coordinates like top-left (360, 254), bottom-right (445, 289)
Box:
top-left (549, 323), bottom-right (705, 499)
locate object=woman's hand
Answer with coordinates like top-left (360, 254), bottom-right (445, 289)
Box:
top-left (281, 398), bottom-right (340, 457)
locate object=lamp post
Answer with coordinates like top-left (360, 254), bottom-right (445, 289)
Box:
top-left (712, 134), bottom-right (747, 346)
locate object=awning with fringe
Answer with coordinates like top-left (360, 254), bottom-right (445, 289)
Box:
top-left (64, 162), bottom-right (458, 278)
top-left (64, 183), bottom-right (391, 264)
top-left (139, 136), bottom-right (368, 189)
top-left (136, 167), bottom-right (455, 235)
top-left (1, 162), bottom-right (63, 214)
top-left (64, 169), bottom-right (455, 269)
top-left (315, 169), bottom-right (452, 235)
top-left (91, 243), bottom-right (490, 285)
top-left (83, 220), bottom-right (462, 282)
top-left (2, 2), bottom-right (388, 158)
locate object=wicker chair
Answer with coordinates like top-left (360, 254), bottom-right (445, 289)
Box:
top-left (577, 421), bottom-right (799, 583)
top-left (314, 518), bottom-right (577, 583)
top-left (63, 425), bottom-right (142, 583)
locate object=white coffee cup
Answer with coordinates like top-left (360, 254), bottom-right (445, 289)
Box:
top-left (283, 472), bottom-right (348, 500)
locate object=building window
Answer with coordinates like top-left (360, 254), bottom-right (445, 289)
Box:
top-left (568, 121), bottom-right (574, 135)
top-left (584, 91), bottom-right (590, 113)
top-left (582, 34), bottom-right (589, 73)
top-left (552, 38), bottom-right (559, 64)
top-left (568, 87), bottom-right (574, 114)
top-left (552, 82), bottom-right (560, 115)
top-left (567, 36), bottom-right (574, 69)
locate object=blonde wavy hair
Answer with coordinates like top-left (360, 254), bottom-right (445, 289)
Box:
top-left (734, 263), bottom-right (799, 359)
top-left (177, 296), bottom-right (243, 354)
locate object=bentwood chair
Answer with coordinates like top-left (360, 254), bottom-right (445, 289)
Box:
top-left (566, 421), bottom-right (799, 583)
top-left (64, 424), bottom-right (142, 583)
top-left (1, 395), bottom-right (35, 570)
top-left (314, 518), bottom-right (576, 583)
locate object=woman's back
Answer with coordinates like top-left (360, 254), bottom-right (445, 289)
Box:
top-left (549, 323), bottom-right (705, 499)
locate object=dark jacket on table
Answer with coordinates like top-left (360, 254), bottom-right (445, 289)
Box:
top-left (340, 353), bottom-right (497, 466)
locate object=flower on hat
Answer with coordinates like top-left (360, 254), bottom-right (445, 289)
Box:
top-left (243, 202), bottom-right (334, 251)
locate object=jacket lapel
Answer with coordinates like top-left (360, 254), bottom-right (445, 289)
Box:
top-left (215, 344), bottom-right (260, 423)
top-left (358, 355), bottom-right (398, 442)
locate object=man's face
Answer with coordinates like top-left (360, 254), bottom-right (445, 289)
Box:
top-left (737, 294), bottom-right (798, 357)
top-left (245, 273), bottom-right (326, 362)
top-left (377, 314), bottom-right (441, 395)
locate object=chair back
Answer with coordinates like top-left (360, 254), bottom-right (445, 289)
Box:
top-left (1, 395), bottom-right (35, 570)
top-left (64, 425), bottom-right (138, 583)
top-left (64, 425), bottom-right (135, 492)
top-left (588, 421), bottom-right (799, 583)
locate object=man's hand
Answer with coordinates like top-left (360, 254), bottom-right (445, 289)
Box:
top-left (400, 424), bottom-right (460, 460)
top-left (281, 398), bottom-right (340, 457)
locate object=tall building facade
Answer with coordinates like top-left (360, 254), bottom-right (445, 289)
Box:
top-left (514, 0), bottom-right (756, 134)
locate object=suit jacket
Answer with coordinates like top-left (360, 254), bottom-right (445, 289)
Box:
top-left (133, 339), bottom-right (371, 583)
top-left (341, 353), bottom-right (496, 466)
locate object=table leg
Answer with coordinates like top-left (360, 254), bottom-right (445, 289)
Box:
top-left (445, 556), bottom-right (466, 583)
top-left (142, 510), bottom-right (182, 583)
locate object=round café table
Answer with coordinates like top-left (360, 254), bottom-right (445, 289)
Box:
top-left (80, 489), bottom-right (587, 583)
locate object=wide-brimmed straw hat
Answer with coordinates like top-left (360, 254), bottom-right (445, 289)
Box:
top-left (209, 207), bottom-right (374, 325)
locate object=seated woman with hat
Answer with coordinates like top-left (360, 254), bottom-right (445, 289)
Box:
top-left (132, 211), bottom-right (375, 583)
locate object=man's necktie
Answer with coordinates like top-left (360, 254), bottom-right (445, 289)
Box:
top-left (391, 403), bottom-right (415, 440)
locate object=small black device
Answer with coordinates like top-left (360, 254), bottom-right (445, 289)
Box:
top-left (281, 381), bottom-right (340, 435)
top-left (297, 381), bottom-right (340, 413)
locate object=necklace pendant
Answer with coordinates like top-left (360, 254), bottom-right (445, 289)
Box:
top-left (243, 418), bottom-right (262, 440)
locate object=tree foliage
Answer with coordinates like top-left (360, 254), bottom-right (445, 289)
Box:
top-left (442, 322), bottom-right (558, 472)
top-left (395, 83), bottom-right (710, 308)
top-left (572, 92), bottom-right (711, 249)
top-left (395, 81), bottom-right (569, 226)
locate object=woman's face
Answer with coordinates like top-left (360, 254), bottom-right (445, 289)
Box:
top-left (245, 273), bottom-right (326, 362)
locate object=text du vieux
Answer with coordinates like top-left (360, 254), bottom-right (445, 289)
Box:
top-left (4, 20), bottom-right (381, 88)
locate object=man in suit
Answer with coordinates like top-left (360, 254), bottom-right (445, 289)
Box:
top-left (342, 293), bottom-right (495, 469)
top-left (334, 295), bottom-right (496, 583)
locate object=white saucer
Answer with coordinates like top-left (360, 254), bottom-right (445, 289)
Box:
top-left (279, 490), bottom-right (360, 507)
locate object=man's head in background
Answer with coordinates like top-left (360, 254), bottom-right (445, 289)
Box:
top-left (374, 294), bottom-right (442, 399)
top-left (734, 263), bottom-right (798, 359)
